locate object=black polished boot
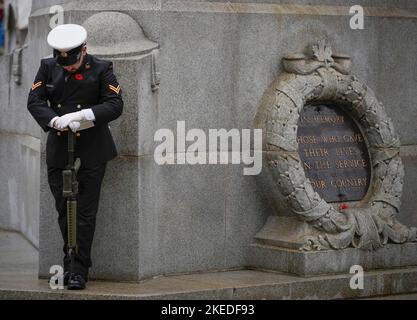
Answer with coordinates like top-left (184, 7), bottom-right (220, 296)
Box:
top-left (67, 274), bottom-right (86, 290)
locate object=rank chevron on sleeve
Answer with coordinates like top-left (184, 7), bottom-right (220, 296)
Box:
top-left (109, 84), bottom-right (121, 94)
top-left (31, 81), bottom-right (43, 91)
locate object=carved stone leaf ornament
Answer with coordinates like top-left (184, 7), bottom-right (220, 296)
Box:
top-left (312, 39), bottom-right (334, 66)
top-left (254, 40), bottom-right (417, 251)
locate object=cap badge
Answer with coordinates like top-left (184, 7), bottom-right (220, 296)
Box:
top-left (60, 51), bottom-right (69, 58)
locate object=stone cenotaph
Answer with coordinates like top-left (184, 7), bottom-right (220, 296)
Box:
top-left (251, 40), bottom-right (417, 276)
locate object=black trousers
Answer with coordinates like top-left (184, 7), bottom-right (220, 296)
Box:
top-left (47, 163), bottom-right (106, 279)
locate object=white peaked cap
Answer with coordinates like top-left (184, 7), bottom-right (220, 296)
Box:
top-left (47, 24), bottom-right (88, 51)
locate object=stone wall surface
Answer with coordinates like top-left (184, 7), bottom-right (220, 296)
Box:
top-left (0, 47), bottom-right (40, 247)
top-left (0, 0), bottom-right (415, 280)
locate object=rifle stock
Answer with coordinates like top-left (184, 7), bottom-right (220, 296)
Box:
top-left (62, 131), bottom-right (81, 272)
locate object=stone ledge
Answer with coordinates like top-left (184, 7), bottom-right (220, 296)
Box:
top-left (2, 267), bottom-right (417, 300)
top-left (248, 242), bottom-right (417, 276)
top-left (2, 231), bottom-right (417, 300)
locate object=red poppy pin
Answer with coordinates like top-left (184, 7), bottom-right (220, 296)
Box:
top-left (340, 204), bottom-right (349, 210)
top-left (75, 74), bottom-right (84, 81)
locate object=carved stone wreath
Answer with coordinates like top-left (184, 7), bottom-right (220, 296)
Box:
top-left (255, 40), bottom-right (417, 251)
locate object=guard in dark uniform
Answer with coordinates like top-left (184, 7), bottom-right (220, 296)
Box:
top-left (27, 24), bottom-right (123, 290)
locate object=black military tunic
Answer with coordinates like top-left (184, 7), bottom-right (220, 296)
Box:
top-left (27, 54), bottom-right (123, 279)
top-left (28, 54), bottom-right (123, 168)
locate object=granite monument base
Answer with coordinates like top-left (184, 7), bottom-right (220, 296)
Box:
top-left (249, 216), bottom-right (417, 276)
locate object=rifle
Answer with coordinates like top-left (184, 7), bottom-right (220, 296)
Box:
top-left (62, 130), bottom-right (81, 276)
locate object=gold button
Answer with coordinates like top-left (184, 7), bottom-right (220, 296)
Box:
top-left (58, 104), bottom-right (62, 108)
top-left (76, 133), bottom-right (81, 137)
top-left (77, 105), bottom-right (81, 109)
top-left (57, 132), bottom-right (61, 136)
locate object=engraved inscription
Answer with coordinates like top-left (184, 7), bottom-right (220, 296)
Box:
top-left (297, 104), bottom-right (371, 202)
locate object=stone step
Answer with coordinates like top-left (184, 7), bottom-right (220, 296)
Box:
top-left (2, 267), bottom-right (417, 300)
top-left (2, 231), bottom-right (417, 300)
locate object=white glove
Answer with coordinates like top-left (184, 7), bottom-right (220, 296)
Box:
top-left (68, 121), bottom-right (81, 132)
top-left (55, 111), bottom-right (85, 130)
